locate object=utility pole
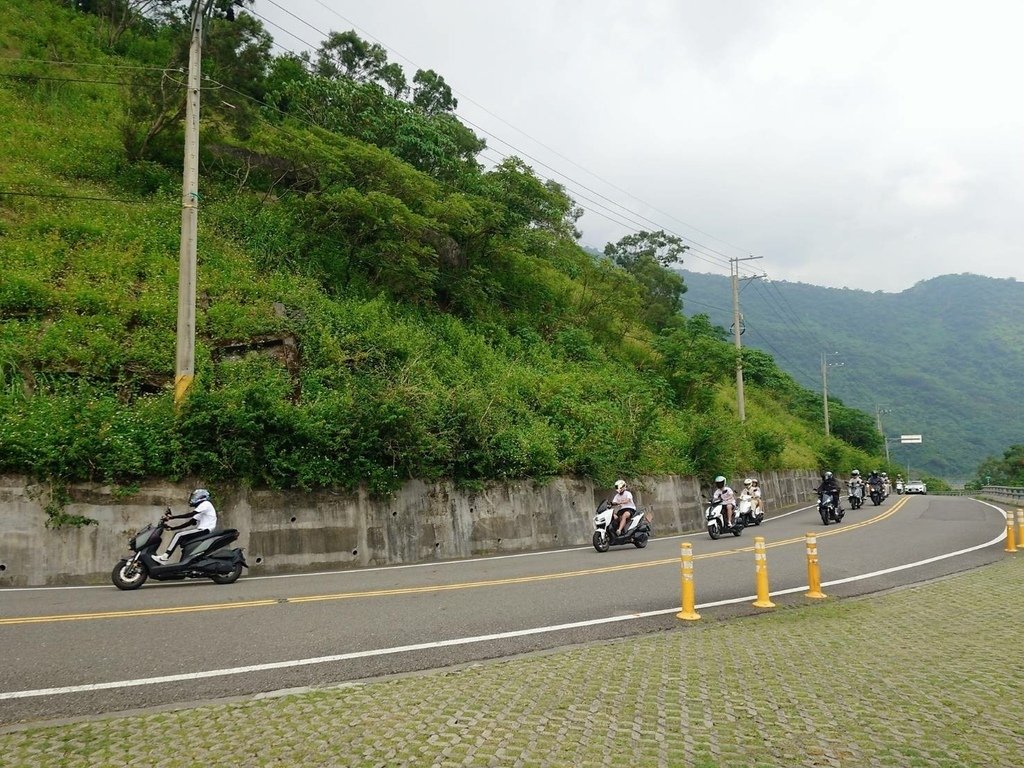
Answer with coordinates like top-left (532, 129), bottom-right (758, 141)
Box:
top-left (730, 256), bottom-right (763, 422)
top-left (875, 405), bottom-right (892, 463)
top-left (174, 0), bottom-right (213, 407)
top-left (821, 352), bottom-right (843, 437)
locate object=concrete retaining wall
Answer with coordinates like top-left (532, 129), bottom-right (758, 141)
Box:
top-left (0, 470), bottom-right (821, 586)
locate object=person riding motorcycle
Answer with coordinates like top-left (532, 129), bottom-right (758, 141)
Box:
top-left (712, 475), bottom-right (736, 528)
top-left (867, 470), bottom-right (884, 495)
top-left (611, 479), bottom-right (636, 536)
top-left (154, 488), bottom-right (217, 562)
top-left (750, 478), bottom-right (764, 515)
top-left (815, 471), bottom-right (843, 512)
top-left (847, 469), bottom-right (864, 493)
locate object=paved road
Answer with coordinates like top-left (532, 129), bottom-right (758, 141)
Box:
top-left (0, 494), bottom-right (1006, 725)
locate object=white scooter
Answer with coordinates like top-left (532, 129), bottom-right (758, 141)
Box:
top-left (592, 500), bottom-right (651, 552)
top-left (706, 497), bottom-right (745, 540)
top-left (736, 491), bottom-right (764, 526)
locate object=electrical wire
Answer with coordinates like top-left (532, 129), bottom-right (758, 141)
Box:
top-left (297, 0), bottom-right (759, 263)
top-left (243, 5), bottom-right (744, 275)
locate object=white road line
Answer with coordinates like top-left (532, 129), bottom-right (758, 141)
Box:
top-left (0, 504), bottom-right (818, 592)
top-left (0, 500), bottom-right (1004, 701)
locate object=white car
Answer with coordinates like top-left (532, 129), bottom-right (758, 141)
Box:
top-left (905, 480), bottom-right (927, 494)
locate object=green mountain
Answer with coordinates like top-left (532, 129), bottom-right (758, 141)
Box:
top-left (680, 270), bottom-right (1024, 480)
top-left (0, 0), bottom-right (884, 504)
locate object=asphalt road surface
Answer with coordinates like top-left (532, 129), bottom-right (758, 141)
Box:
top-left (0, 494), bottom-right (1007, 725)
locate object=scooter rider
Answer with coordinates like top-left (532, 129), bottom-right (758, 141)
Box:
top-left (749, 478), bottom-right (764, 515)
top-left (816, 471), bottom-right (843, 511)
top-left (867, 470), bottom-right (884, 495)
top-left (611, 479), bottom-right (636, 537)
top-left (154, 488), bottom-right (217, 562)
top-left (712, 476), bottom-right (736, 528)
top-left (848, 469), bottom-right (864, 495)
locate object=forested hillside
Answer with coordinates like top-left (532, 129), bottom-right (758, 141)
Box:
top-left (0, 0), bottom-right (884, 504)
top-left (680, 270), bottom-right (1024, 480)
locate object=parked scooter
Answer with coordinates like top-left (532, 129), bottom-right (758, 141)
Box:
top-left (847, 480), bottom-right (865, 510)
top-left (111, 513), bottom-right (247, 590)
top-left (592, 500), bottom-right (651, 552)
top-left (818, 490), bottom-right (845, 525)
top-left (706, 497), bottom-right (745, 540)
top-left (736, 491), bottom-right (764, 526)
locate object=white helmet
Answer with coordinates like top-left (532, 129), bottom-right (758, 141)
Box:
top-left (851, 469), bottom-right (860, 476)
top-left (743, 478), bottom-right (752, 486)
top-left (614, 479), bottom-right (626, 492)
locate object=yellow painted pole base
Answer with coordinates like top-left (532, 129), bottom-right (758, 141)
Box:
top-left (805, 589), bottom-right (827, 600)
top-left (752, 598), bottom-right (776, 609)
top-left (676, 608), bottom-right (701, 621)
top-left (174, 373), bottom-right (194, 408)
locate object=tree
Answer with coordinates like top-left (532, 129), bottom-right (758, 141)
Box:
top-left (378, 62), bottom-right (408, 99)
top-left (412, 69), bottom-right (457, 115)
top-left (604, 230), bottom-right (688, 330)
top-left (120, 4), bottom-right (270, 158)
top-left (484, 158), bottom-right (582, 240)
top-left (73, 0), bottom-right (179, 48)
top-left (316, 30), bottom-right (389, 83)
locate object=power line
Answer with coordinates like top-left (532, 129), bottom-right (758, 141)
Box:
top-left (295, 0), bottom-right (758, 262)
top-left (243, 6), bottom-right (745, 275)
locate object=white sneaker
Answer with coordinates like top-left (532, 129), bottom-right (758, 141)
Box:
top-left (153, 552), bottom-right (170, 562)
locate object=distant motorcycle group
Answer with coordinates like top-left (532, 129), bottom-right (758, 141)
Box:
top-left (819, 469), bottom-right (891, 526)
top-left (592, 467), bottom-right (898, 552)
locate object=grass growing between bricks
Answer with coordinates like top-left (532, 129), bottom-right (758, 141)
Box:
top-left (4, 557), bottom-right (1024, 767)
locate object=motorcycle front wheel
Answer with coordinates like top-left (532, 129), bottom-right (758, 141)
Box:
top-left (112, 559), bottom-right (148, 590)
top-left (707, 523), bottom-right (721, 540)
top-left (820, 511), bottom-right (830, 526)
top-left (209, 562), bottom-right (243, 585)
top-left (593, 531), bottom-right (611, 553)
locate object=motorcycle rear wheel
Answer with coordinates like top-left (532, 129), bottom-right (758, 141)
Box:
top-left (633, 532), bottom-right (649, 548)
top-left (112, 559), bottom-right (148, 591)
top-left (209, 562), bottom-right (243, 585)
top-left (593, 531), bottom-right (611, 553)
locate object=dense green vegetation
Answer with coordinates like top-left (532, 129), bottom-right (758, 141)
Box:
top-left (0, 0), bottom-right (884, 501)
top-left (681, 270), bottom-right (1024, 481)
top-left (966, 445), bottom-right (1024, 489)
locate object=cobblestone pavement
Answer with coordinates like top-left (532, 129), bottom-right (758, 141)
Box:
top-left (4, 556), bottom-right (1024, 767)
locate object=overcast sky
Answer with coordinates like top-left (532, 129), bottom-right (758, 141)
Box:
top-left (250, 0), bottom-right (1024, 292)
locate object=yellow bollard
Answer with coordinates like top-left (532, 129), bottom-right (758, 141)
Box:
top-left (752, 536), bottom-right (776, 608)
top-left (1005, 512), bottom-right (1018, 553)
top-left (677, 542), bottom-right (701, 621)
top-left (1017, 509), bottom-right (1024, 548)
top-left (804, 533), bottom-right (827, 599)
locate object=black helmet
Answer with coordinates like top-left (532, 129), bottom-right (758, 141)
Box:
top-left (188, 488), bottom-right (211, 506)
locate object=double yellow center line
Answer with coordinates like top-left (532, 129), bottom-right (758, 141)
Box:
top-left (2, 496), bottom-right (910, 626)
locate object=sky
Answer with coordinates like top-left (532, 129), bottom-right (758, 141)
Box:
top-left (249, 0), bottom-right (1024, 292)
